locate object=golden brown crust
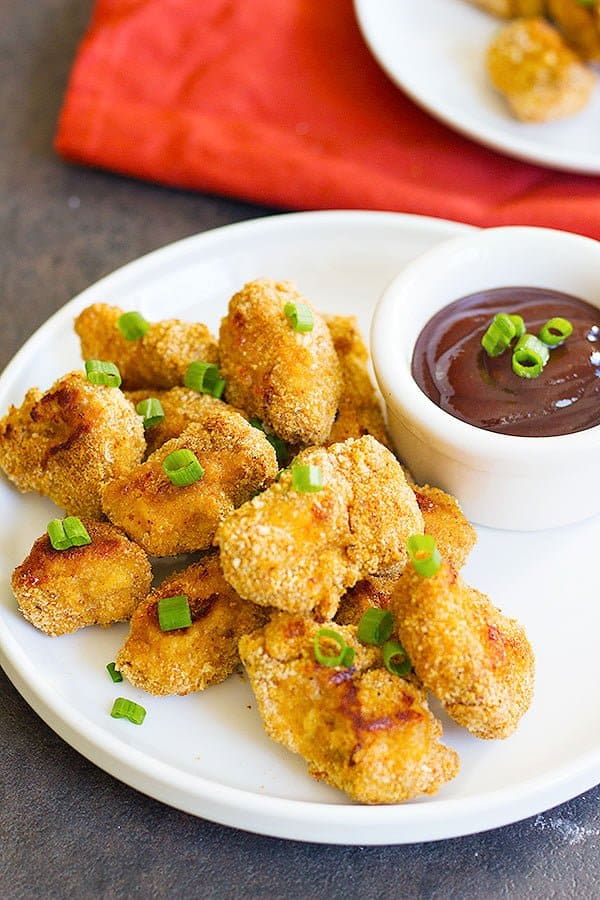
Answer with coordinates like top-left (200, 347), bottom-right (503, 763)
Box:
top-left (216, 436), bottom-right (423, 620)
top-left (0, 372), bottom-right (145, 518)
top-left (218, 279), bottom-right (342, 445)
top-left (239, 613), bottom-right (459, 804)
top-left (74, 303), bottom-right (218, 390)
top-left (487, 18), bottom-right (595, 122)
top-left (391, 563), bottom-right (535, 739)
top-left (102, 409), bottom-right (278, 556)
top-left (116, 553), bottom-right (268, 695)
top-left (412, 484), bottom-right (477, 571)
top-left (11, 521), bottom-right (151, 636)
top-left (547, 0), bottom-right (600, 61)
top-left (324, 315), bottom-right (391, 448)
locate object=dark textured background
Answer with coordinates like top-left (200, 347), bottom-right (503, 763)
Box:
top-left (1, 3), bottom-right (598, 897)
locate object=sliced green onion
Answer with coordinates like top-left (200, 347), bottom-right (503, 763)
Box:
top-left (106, 662), bottom-right (123, 683)
top-left (157, 594), bottom-right (192, 631)
top-left (211, 377), bottom-right (226, 400)
top-left (110, 697), bottom-right (146, 725)
top-left (382, 640), bottom-right (412, 677)
top-left (539, 317), bottom-right (573, 347)
top-left (184, 361), bottom-right (225, 398)
top-left (47, 517), bottom-right (91, 550)
top-left (314, 628), bottom-right (350, 667)
top-left (481, 313), bottom-right (517, 357)
top-left (357, 608), bottom-right (394, 646)
top-left (577, 0), bottom-right (594, 7)
top-left (162, 449), bottom-right (204, 486)
top-left (135, 397), bottom-right (165, 429)
top-left (249, 418), bottom-right (290, 467)
top-left (342, 646), bottom-right (356, 667)
top-left (284, 301), bottom-right (314, 333)
top-left (292, 463), bottom-right (323, 493)
top-left (407, 534), bottom-right (441, 578)
top-left (117, 311), bottom-right (150, 341)
top-left (511, 333), bottom-right (549, 379)
top-left (508, 314), bottom-right (525, 338)
top-left (85, 359), bottom-right (122, 388)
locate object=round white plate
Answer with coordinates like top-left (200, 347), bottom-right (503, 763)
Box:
top-left (0, 211), bottom-right (598, 845)
top-left (355, 0), bottom-right (600, 174)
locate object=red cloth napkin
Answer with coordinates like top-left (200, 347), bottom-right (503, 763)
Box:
top-left (55, 0), bottom-right (600, 237)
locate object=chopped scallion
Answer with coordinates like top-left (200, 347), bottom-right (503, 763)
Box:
top-left (292, 463), bottom-right (323, 493)
top-left (162, 449), bottom-right (204, 486)
top-left (184, 361), bottom-right (226, 398)
top-left (157, 594), bottom-right (192, 631)
top-left (106, 662), bottom-right (123, 683)
top-left (284, 301), bottom-right (314, 333)
top-left (85, 359), bottom-right (122, 388)
top-left (407, 534), bottom-right (441, 578)
top-left (382, 640), bottom-right (412, 677)
top-left (135, 397), bottom-right (164, 429)
top-left (47, 517), bottom-right (91, 551)
top-left (110, 697), bottom-right (146, 725)
top-left (117, 311), bottom-right (150, 341)
top-left (539, 317), bottom-right (573, 347)
top-left (357, 608), bottom-right (394, 646)
top-left (511, 333), bottom-right (549, 379)
top-left (314, 628), bottom-right (350, 668)
top-left (481, 313), bottom-right (517, 357)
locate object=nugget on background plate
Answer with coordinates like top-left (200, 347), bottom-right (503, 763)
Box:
top-left (0, 372), bottom-right (145, 518)
top-left (412, 484), bottom-right (477, 571)
top-left (75, 303), bottom-right (218, 390)
top-left (239, 613), bottom-right (459, 804)
top-left (547, 0), bottom-right (600, 62)
top-left (216, 435), bottom-right (423, 620)
top-left (218, 279), bottom-right (342, 446)
top-left (12, 521), bottom-right (151, 636)
top-left (391, 562), bottom-right (535, 739)
top-left (116, 553), bottom-right (267, 696)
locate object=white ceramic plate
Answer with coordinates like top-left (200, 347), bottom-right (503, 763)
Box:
top-left (0, 211), bottom-right (598, 845)
top-left (355, 0), bottom-right (600, 174)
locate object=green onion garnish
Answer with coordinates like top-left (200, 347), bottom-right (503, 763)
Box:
top-left (577, 0), bottom-right (594, 7)
top-left (106, 662), bottom-right (123, 683)
top-left (85, 359), bottom-right (122, 388)
top-left (539, 317), bottom-right (573, 347)
top-left (110, 698), bottom-right (146, 725)
top-left (291, 463), bottom-right (323, 493)
top-left (313, 628), bottom-right (352, 668)
top-left (162, 449), bottom-right (204, 486)
top-left (382, 640), bottom-right (412, 677)
top-left (47, 517), bottom-right (91, 551)
top-left (117, 311), bottom-right (150, 341)
top-left (407, 534), bottom-right (441, 578)
top-left (184, 361), bottom-right (226, 398)
top-left (481, 313), bottom-right (517, 357)
top-left (284, 301), bottom-right (314, 333)
top-left (357, 608), bottom-right (394, 646)
top-left (157, 594), bottom-right (192, 631)
top-left (511, 333), bottom-right (549, 379)
top-left (249, 418), bottom-right (290, 467)
top-left (508, 314), bottom-right (525, 338)
top-left (135, 397), bottom-right (165, 429)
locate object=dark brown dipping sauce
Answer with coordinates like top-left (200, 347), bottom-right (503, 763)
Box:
top-left (411, 287), bottom-right (600, 437)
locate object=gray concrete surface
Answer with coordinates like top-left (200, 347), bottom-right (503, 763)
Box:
top-left (1, 2), bottom-right (598, 897)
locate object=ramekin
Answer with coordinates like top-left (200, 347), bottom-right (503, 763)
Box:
top-left (371, 226), bottom-right (600, 530)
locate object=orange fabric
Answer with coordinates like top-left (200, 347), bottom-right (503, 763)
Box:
top-left (56, 0), bottom-right (600, 236)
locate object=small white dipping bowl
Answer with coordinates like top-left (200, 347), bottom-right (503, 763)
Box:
top-left (371, 226), bottom-right (600, 531)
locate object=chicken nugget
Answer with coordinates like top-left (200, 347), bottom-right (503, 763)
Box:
top-left (412, 484), bottom-right (477, 570)
top-left (324, 315), bottom-right (391, 448)
top-left (465, 0), bottom-right (546, 17)
top-left (12, 521), bottom-right (151, 636)
top-left (547, 0), bottom-right (600, 61)
top-left (74, 303), bottom-right (218, 390)
top-left (239, 613), bottom-right (459, 804)
top-left (216, 436), bottom-right (423, 620)
top-left (102, 410), bottom-right (278, 556)
top-left (487, 18), bottom-right (595, 122)
top-left (391, 562), bottom-right (535, 739)
top-left (0, 372), bottom-right (145, 518)
top-left (218, 279), bottom-right (342, 445)
top-left (116, 553), bottom-right (267, 695)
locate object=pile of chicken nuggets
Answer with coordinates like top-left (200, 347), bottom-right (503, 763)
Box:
top-left (0, 278), bottom-right (535, 805)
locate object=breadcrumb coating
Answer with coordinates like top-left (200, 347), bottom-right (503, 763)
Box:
top-left (391, 563), bottom-right (535, 739)
top-left (466, 0), bottom-right (546, 17)
top-left (74, 303), bottom-right (218, 390)
top-left (412, 484), bottom-right (477, 571)
top-left (218, 279), bottom-right (342, 445)
top-left (116, 553), bottom-right (268, 696)
top-left (11, 521), bottom-right (151, 636)
top-left (324, 315), bottom-right (391, 448)
top-left (547, 0), bottom-right (600, 61)
top-left (216, 436), bottom-right (423, 620)
top-left (239, 613), bottom-right (459, 804)
top-left (487, 18), bottom-right (595, 122)
top-left (0, 372), bottom-right (145, 518)
top-left (102, 410), bottom-right (278, 556)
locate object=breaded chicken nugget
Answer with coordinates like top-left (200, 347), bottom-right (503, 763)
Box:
top-left (239, 613), bottom-right (459, 804)
top-left (216, 436), bottom-right (423, 620)
top-left (0, 372), bottom-right (145, 518)
top-left (547, 0), bottom-right (600, 61)
top-left (102, 411), bottom-right (278, 556)
top-left (218, 279), bottom-right (342, 445)
top-left (116, 553), bottom-right (267, 695)
top-left (12, 521), bottom-right (151, 636)
top-left (335, 577), bottom-right (392, 628)
top-left (324, 315), bottom-right (391, 448)
top-left (74, 303), bottom-right (218, 390)
top-left (412, 484), bottom-right (477, 571)
top-left (125, 387), bottom-right (245, 456)
top-left (466, 0), bottom-right (546, 17)
top-left (487, 18), bottom-right (595, 122)
top-left (391, 563), bottom-right (535, 740)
